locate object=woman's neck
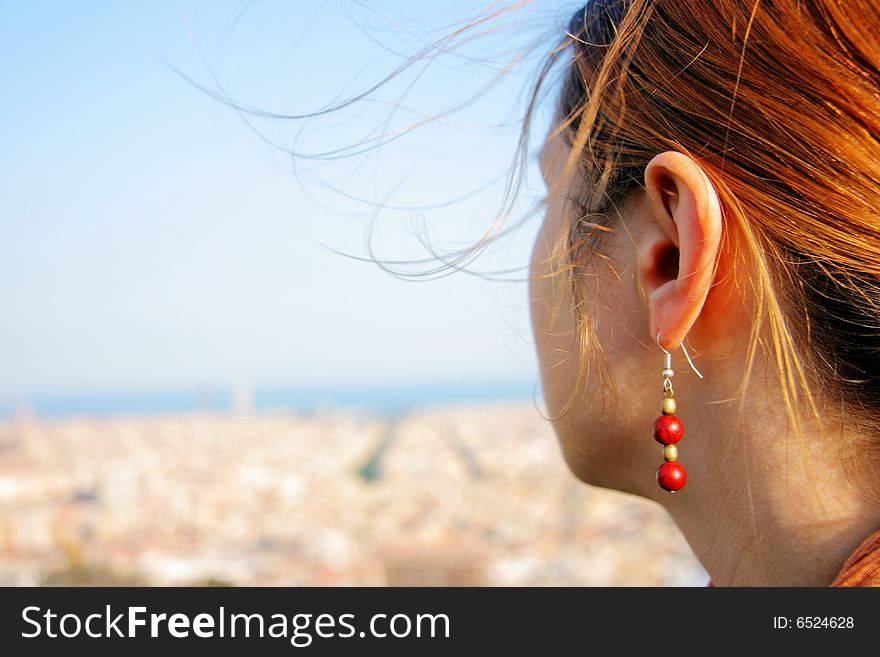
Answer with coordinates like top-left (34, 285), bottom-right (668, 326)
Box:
top-left (663, 410), bottom-right (880, 586)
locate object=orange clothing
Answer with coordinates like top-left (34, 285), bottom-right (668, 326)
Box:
top-left (830, 528), bottom-right (880, 587)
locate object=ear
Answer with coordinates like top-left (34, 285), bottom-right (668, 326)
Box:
top-left (639, 151), bottom-right (722, 350)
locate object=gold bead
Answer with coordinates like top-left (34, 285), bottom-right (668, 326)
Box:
top-left (661, 397), bottom-right (677, 415)
top-left (663, 444), bottom-right (678, 462)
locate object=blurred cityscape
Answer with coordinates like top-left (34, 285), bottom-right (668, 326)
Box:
top-left (0, 403), bottom-right (707, 586)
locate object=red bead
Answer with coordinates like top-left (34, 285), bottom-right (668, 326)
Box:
top-left (657, 462), bottom-right (687, 492)
top-left (653, 414), bottom-right (684, 445)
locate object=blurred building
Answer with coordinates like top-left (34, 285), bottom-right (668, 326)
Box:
top-left (380, 541), bottom-right (487, 586)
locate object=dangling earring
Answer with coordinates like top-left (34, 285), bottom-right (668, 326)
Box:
top-left (654, 332), bottom-right (703, 493)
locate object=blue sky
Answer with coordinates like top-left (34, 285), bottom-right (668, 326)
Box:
top-left (0, 1), bottom-right (575, 398)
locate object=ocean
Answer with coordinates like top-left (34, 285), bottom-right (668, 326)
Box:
top-left (0, 379), bottom-right (541, 419)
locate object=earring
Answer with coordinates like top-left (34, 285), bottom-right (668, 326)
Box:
top-left (654, 332), bottom-right (703, 493)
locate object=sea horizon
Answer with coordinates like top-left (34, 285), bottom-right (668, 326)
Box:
top-left (0, 378), bottom-right (542, 420)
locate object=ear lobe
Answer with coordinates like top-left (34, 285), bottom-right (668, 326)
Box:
top-left (640, 151), bottom-right (723, 349)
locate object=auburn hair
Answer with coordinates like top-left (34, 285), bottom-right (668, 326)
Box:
top-left (529, 0), bottom-right (880, 470)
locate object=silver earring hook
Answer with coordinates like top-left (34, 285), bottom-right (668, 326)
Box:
top-left (657, 331), bottom-right (704, 379)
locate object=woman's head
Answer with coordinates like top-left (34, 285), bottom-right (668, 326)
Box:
top-left (528, 0), bottom-right (880, 504)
